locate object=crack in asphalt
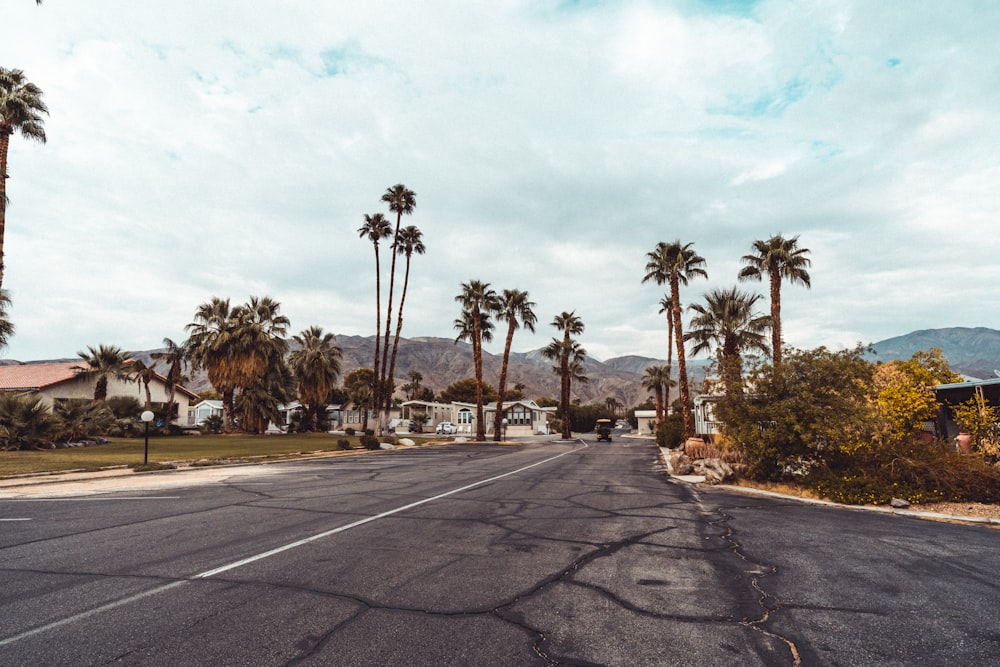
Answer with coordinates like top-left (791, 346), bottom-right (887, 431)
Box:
top-left (701, 498), bottom-right (802, 667)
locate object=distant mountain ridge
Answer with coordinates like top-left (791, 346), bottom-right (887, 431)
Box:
top-left (869, 327), bottom-right (1000, 379)
top-left (16, 327), bottom-right (996, 403)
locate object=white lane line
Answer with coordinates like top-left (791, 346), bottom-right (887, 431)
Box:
top-left (8, 497), bottom-right (181, 502)
top-left (0, 518), bottom-right (31, 521)
top-left (0, 442), bottom-right (586, 648)
top-left (196, 442), bottom-right (587, 578)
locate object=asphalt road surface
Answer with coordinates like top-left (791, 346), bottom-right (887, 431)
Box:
top-left (1, 437), bottom-right (998, 666)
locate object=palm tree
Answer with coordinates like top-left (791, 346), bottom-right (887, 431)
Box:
top-left (0, 68), bottom-right (47, 292)
top-left (154, 337), bottom-right (186, 423)
top-left (289, 326), bottom-right (342, 431)
top-left (402, 370), bottom-right (424, 400)
top-left (127, 358), bottom-right (157, 410)
top-left (0, 289), bottom-right (14, 350)
top-left (379, 184), bottom-right (416, 428)
top-left (643, 240), bottom-right (707, 438)
top-left (357, 212), bottom-right (392, 425)
top-left (186, 297), bottom-right (240, 431)
top-left (545, 311), bottom-right (585, 440)
top-left (641, 365), bottom-right (673, 422)
top-left (685, 287), bottom-right (771, 397)
top-left (493, 289), bottom-right (537, 441)
top-left (74, 344), bottom-right (131, 401)
top-left (738, 234), bottom-right (811, 366)
top-left (454, 280), bottom-right (498, 441)
top-left (384, 224), bottom-right (425, 416)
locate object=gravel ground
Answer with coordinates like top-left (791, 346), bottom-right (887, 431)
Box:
top-left (914, 501), bottom-right (1000, 520)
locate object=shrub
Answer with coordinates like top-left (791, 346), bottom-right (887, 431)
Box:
top-left (337, 438), bottom-right (352, 451)
top-left (0, 395), bottom-right (61, 450)
top-left (345, 427), bottom-right (356, 436)
top-left (655, 412), bottom-right (685, 449)
top-left (806, 438), bottom-right (1000, 505)
top-left (360, 434), bottom-right (380, 450)
top-left (200, 414), bottom-right (224, 435)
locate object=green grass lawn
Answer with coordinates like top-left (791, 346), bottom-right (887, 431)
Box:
top-left (0, 433), bottom-right (372, 477)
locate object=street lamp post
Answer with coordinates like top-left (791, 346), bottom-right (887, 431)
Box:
top-left (141, 410), bottom-right (155, 464)
top-left (501, 417), bottom-right (508, 442)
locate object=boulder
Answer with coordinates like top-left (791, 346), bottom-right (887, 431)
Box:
top-left (692, 458), bottom-right (734, 484)
top-left (379, 442), bottom-right (395, 450)
top-left (890, 498), bottom-right (911, 508)
top-left (397, 438), bottom-right (415, 447)
top-left (671, 453), bottom-right (694, 476)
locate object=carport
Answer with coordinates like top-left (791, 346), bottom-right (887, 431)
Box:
top-left (933, 377), bottom-right (1000, 439)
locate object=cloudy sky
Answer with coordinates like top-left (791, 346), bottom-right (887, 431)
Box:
top-left (2, 1), bottom-right (998, 364)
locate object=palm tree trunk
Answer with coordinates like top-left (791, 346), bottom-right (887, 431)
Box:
top-left (665, 304), bottom-right (674, 412)
top-left (372, 249), bottom-right (383, 434)
top-left (379, 216), bottom-right (403, 432)
top-left (672, 278), bottom-right (694, 438)
top-left (223, 388), bottom-right (235, 433)
top-left (770, 272), bottom-right (782, 366)
top-left (0, 130), bottom-right (9, 291)
top-left (493, 321), bottom-right (516, 441)
top-left (473, 312), bottom-right (486, 441)
top-left (384, 256), bottom-right (412, 418)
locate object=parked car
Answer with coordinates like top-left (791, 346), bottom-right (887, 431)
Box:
top-left (436, 421), bottom-right (458, 435)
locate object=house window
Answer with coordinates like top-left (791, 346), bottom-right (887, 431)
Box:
top-left (457, 409), bottom-right (473, 425)
top-left (507, 405), bottom-right (531, 426)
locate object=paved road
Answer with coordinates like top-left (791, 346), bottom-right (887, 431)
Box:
top-left (1, 438), bottom-right (998, 665)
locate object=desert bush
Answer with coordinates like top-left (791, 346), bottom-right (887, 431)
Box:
top-left (807, 438), bottom-right (1000, 505)
top-left (337, 438), bottom-right (352, 451)
top-left (200, 414), bottom-right (224, 435)
top-left (0, 395), bottom-right (61, 450)
top-left (655, 412), bottom-right (684, 449)
top-left (360, 434), bottom-right (380, 450)
top-left (345, 427), bottom-right (356, 436)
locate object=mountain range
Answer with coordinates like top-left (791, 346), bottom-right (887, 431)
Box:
top-left (23, 327), bottom-right (1000, 404)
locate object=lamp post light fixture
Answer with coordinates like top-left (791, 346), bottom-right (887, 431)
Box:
top-left (141, 410), bottom-right (155, 464)
top-left (501, 417), bottom-right (508, 442)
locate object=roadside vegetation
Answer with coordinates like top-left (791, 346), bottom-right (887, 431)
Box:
top-left (0, 432), bottom-right (372, 477)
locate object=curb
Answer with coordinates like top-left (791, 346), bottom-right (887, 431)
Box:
top-left (658, 446), bottom-right (1000, 527)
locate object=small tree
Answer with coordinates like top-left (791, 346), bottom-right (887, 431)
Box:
top-left (951, 392), bottom-right (1000, 459)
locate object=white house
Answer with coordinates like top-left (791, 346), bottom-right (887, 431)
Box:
top-left (0, 360), bottom-right (200, 426)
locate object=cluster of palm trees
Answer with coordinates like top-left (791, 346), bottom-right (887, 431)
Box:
top-left (357, 184), bottom-right (424, 435)
top-left (643, 235), bottom-right (811, 438)
top-left (453, 281), bottom-right (540, 441)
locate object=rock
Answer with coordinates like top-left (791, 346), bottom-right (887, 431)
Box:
top-left (671, 453), bottom-right (694, 476)
top-left (397, 438), bottom-right (415, 447)
top-left (890, 498), bottom-right (911, 508)
top-left (379, 442), bottom-right (395, 450)
top-left (692, 458), bottom-right (734, 484)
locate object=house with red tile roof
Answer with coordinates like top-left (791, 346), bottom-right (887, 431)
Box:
top-left (0, 361), bottom-right (199, 425)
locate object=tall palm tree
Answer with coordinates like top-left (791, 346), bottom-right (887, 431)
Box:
top-left (357, 212), bottom-right (392, 423)
top-left (738, 234), bottom-right (811, 366)
top-left (379, 184), bottom-right (416, 428)
top-left (384, 224), bottom-right (425, 416)
top-left (154, 337), bottom-right (186, 423)
top-left (0, 68), bottom-right (47, 292)
top-left (289, 325), bottom-right (342, 431)
top-left (545, 311), bottom-right (585, 440)
top-left (686, 287), bottom-right (771, 397)
top-left (493, 289), bottom-right (537, 441)
top-left (643, 240), bottom-right (707, 438)
top-left (74, 344), bottom-right (131, 401)
top-left (641, 364), bottom-right (673, 422)
top-left (454, 280), bottom-right (498, 441)
top-left (0, 289), bottom-right (14, 350)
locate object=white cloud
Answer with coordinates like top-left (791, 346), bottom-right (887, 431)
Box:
top-left (1, 0), bottom-right (999, 369)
